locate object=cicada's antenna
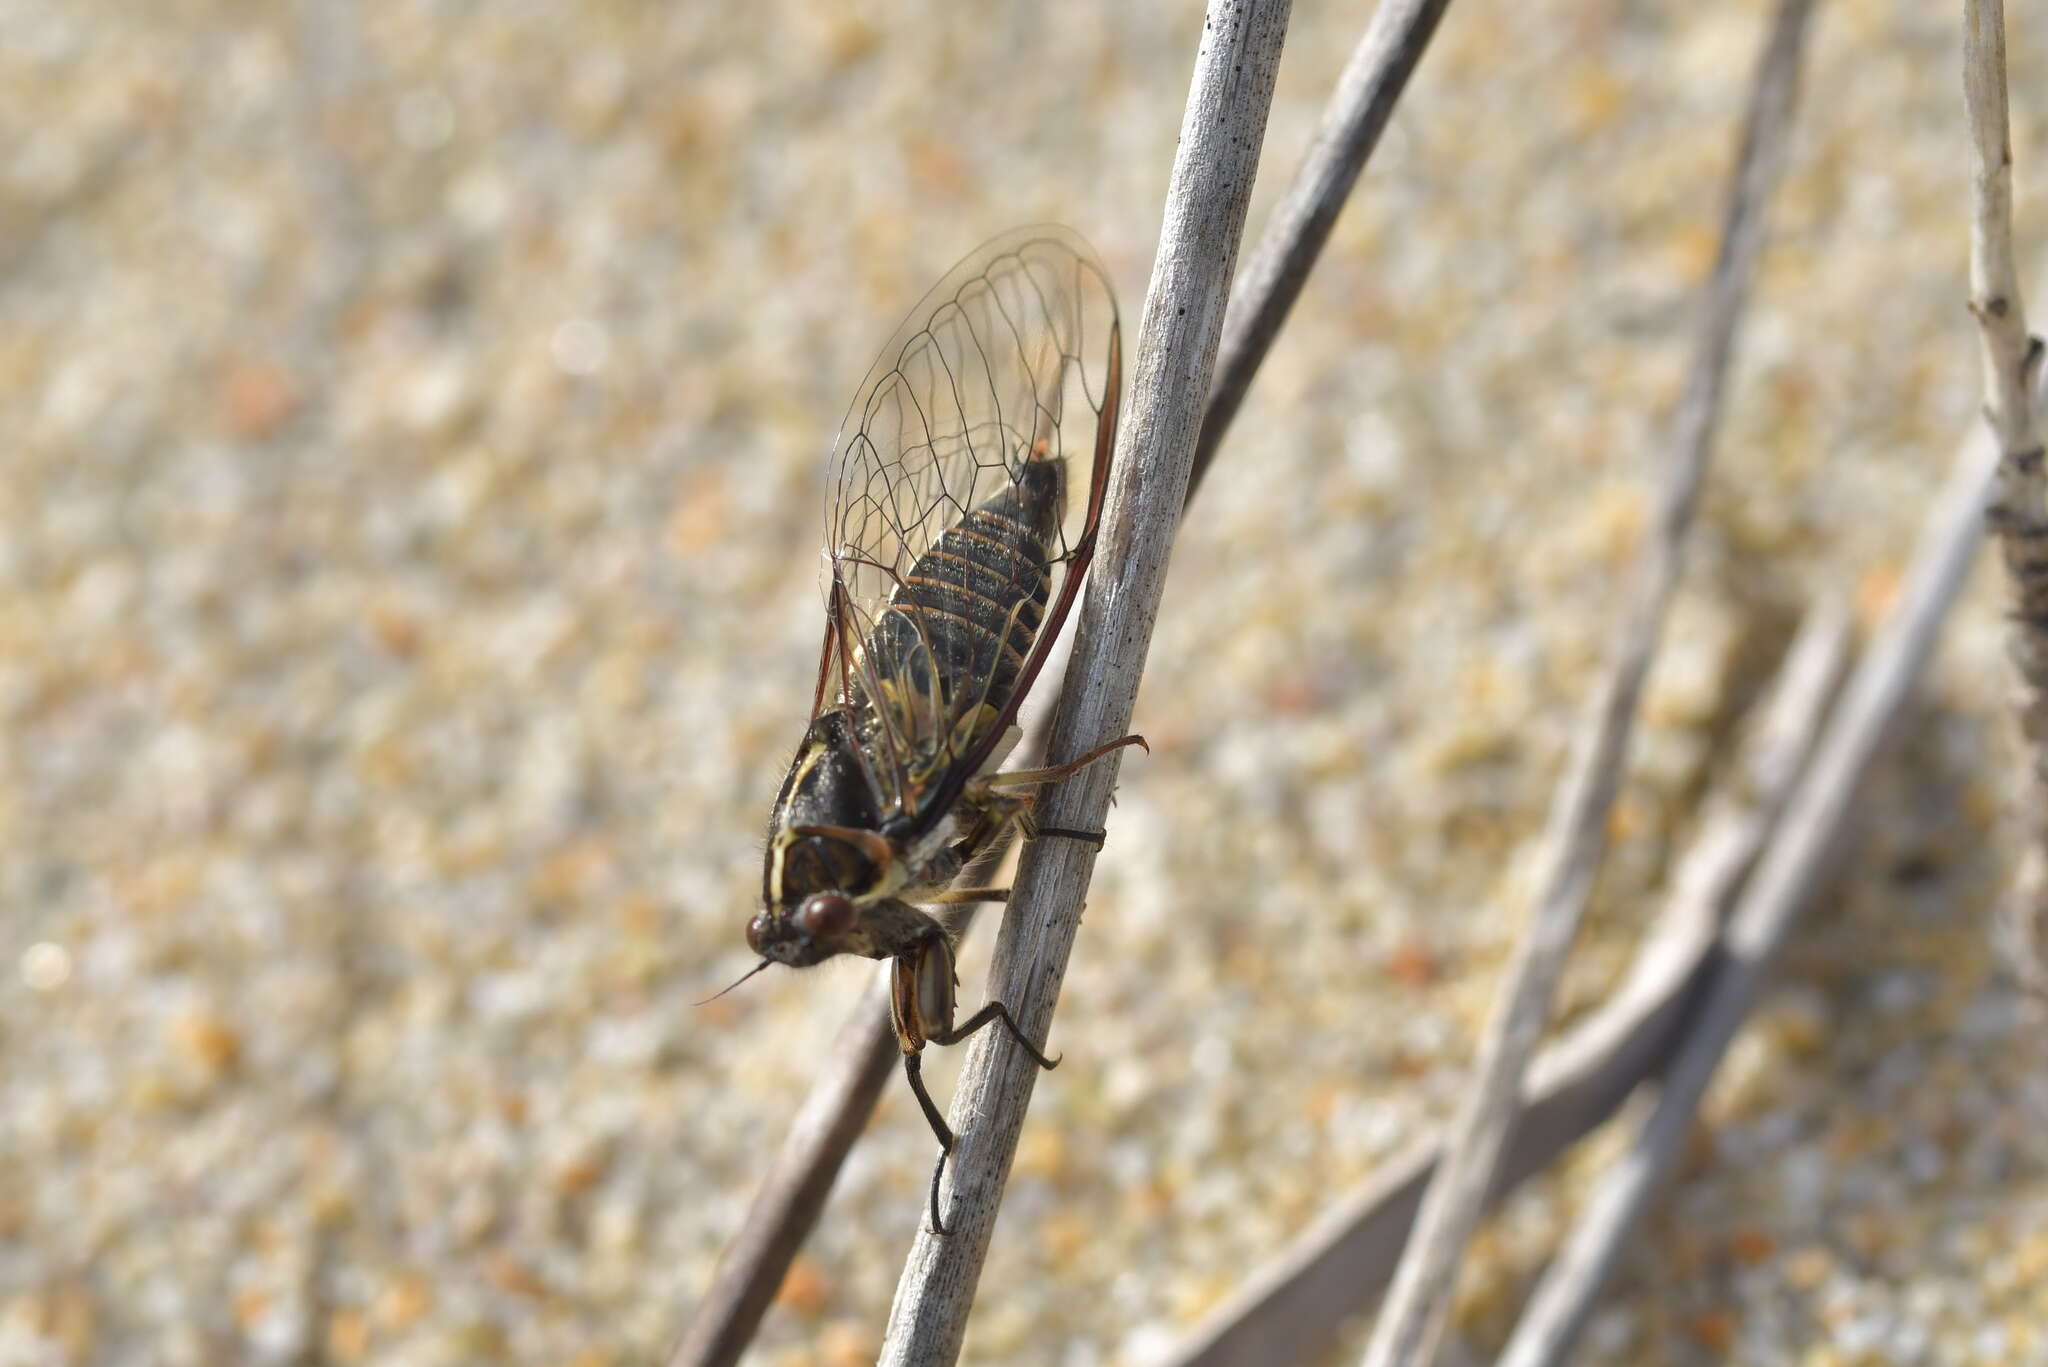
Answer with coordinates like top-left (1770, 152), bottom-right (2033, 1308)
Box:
top-left (695, 958), bottom-right (774, 1006)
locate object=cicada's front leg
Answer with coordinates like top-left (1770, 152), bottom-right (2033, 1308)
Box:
top-left (967, 732), bottom-right (1149, 848)
top-left (890, 929), bottom-right (1059, 1236)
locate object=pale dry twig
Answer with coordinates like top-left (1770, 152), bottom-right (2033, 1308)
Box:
top-left (879, 2), bottom-right (1294, 1362)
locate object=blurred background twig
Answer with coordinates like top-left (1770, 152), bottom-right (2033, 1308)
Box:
top-left (1964, 0), bottom-right (2048, 996)
top-left (1497, 423), bottom-right (1997, 1367)
top-left (1165, 601), bottom-right (1851, 1367)
top-left (1362, 2), bottom-right (1816, 1360)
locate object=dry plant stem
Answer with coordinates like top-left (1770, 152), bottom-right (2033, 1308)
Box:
top-left (1964, 0), bottom-right (2048, 993)
top-left (1187, 0), bottom-right (1456, 503)
top-left (1165, 606), bottom-right (1851, 1367)
top-left (1497, 429), bottom-right (1997, 1367)
top-left (666, 969), bottom-right (895, 1367)
top-left (684, 0), bottom-right (1452, 1350)
top-left (1360, 5), bottom-right (1815, 1363)
top-left (1966, 0), bottom-right (2046, 517)
top-left (877, 3), bottom-right (1292, 1362)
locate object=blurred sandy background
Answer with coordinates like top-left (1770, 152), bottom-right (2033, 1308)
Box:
top-left (5, 0), bottom-right (2047, 1363)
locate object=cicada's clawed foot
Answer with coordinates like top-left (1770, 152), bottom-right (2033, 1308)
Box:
top-left (926, 1152), bottom-right (951, 1237)
top-left (903, 1053), bottom-right (959, 1236)
top-left (1014, 806), bottom-right (1107, 849)
top-left (1034, 824), bottom-right (1107, 849)
top-left (903, 997), bottom-right (1059, 1236)
top-left (928, 999), bottom-right (1058, 1067)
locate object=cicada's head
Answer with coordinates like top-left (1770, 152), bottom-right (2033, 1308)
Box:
top-left (751, 824), bottom-right (892, 968)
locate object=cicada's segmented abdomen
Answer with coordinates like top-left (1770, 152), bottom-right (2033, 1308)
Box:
top-left (859, 458), bottom-right (1060, 746)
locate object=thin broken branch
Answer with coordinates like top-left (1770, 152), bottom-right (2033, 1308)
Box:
top-left (666, 970), bottom-right (895, 1367)
top-left (1495, 427), bottom-right (1997, 1367)
top-left (1164, 603), bottom-right (1851, 1367)
top-left (877, 3), bottom-right (1293, 1362)
top-left (1189, 0), bottom-right (1457, 502)
top-left (1360, 3), bottom-right (1817, 1362)
top-left (1963, 0), bottom-right (2048, 993)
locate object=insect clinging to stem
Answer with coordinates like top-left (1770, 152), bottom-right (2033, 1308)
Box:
top-left (736, 226), bottom-right (1142, 1234)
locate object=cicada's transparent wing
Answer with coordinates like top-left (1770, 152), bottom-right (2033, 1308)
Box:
top-left (819, 227), bottom-right (1121, 830)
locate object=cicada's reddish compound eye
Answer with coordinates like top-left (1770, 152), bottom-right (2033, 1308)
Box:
top-left (745, 914), bottom-right (772, 955)
top-left (797, 892), bottom-right (854, 939)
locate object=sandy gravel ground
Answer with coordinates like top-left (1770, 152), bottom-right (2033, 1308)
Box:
top-left (4, 1), bottom-right (2047, 1364)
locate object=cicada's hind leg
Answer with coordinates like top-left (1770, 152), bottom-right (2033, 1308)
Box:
top-left (970, 733), bottom-right (1149, 847)
top-left (891, 930), bottom-right (1059, 1236)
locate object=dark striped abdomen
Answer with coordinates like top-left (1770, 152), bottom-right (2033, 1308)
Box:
top-left (858, 460), bottom-right (1060, 746)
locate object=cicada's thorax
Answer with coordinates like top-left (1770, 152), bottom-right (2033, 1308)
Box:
top-left (850, 456), bottom-right (1061, 817)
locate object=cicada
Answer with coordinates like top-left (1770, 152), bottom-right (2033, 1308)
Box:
top-left (743, 228), bottom-right (1141, 1233)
